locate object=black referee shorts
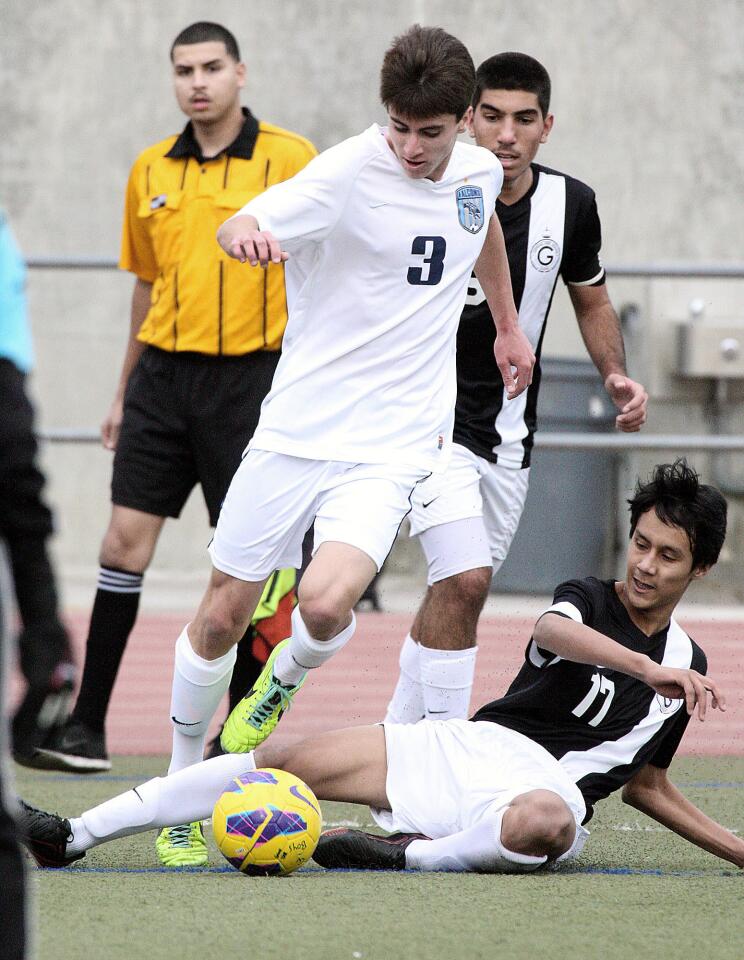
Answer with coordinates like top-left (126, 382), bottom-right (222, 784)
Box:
top-left (112, 346), bottom-right (279, 526)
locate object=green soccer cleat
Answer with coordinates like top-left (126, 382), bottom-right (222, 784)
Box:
top-left (220, 640), bottom-right (305, 754)
top-left (155, 822), bottom-right (208, 867)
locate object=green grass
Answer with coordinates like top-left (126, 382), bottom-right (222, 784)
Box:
top-left (16, 756), bottom-right (744, 960)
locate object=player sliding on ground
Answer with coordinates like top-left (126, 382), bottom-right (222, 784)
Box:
top-left (19, 462), bottom-right (744, 872)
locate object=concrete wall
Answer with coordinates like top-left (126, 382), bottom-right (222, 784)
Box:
top-left (2, 0), bottom-right (742, 604)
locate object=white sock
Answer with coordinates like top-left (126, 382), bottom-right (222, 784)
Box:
top-left (168, 626), bottom-right (237, 775)
top-left (405, 808), bottom-right (547, 873)
top-left (384, 634), bottom-right (424, 723)
top-left (67, 752), bottom-right (258, 853)
top-left (419, 644), bottom-right (478, 720)
top-left (273, 606), bottom-right (356, 687)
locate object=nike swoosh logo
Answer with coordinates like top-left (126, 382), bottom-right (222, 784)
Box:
top-left (368, 200), bottom-right (389, 208)
top-left (422, 498), bottom-right (439, 508)
top-left (427, 710), bottom-right (449, 714)
top-left (171, 716), bottom-right (200, 726)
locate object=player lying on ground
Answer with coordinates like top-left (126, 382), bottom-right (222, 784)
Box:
top-left (18, 462), bottom-right (744, 872)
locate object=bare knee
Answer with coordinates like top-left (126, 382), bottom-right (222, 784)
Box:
top-left (443, 568), bottom-right (492, 609)
top-left (192, 596), bottom-right (255, 658)
top-left (255, 740), bottom-right (295, 770)
top-left (297, 595), bottom-right (351, 640)
top-left (501, 791), bottom-right (576, 860)
top-left (100, 510), bottom-right (162, 571)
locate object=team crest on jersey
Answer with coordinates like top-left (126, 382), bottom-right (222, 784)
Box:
top-left (655, 693), bottom-right (683, 716)
top-left (530, 235), bottom-right (561, 272)
top-left (456, 186), bottom-right (485, 234)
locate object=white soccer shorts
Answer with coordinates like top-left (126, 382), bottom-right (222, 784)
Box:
top-left (372, 719), bottom-right (588, 858)
top-left (209, 449), bottom-right (427, 580)
top-left (408, 443), bottom-right (530, 583)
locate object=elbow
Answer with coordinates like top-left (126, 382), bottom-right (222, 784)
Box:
top-left (622, 781), bottom-right (653, 813)
top-left (532, 613), bottom-right (558, 648)
top-left (621, 783), bottom-right (640, 808)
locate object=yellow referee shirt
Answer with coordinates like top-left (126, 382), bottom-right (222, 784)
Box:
top-left (120, 109), bottom-right (316, 355)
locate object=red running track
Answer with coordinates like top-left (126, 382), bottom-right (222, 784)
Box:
top-left (11, 611), bottom-right (744, 757)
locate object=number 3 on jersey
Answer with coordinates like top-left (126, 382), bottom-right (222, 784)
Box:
top-left (407, 236), bottom-right (446, 286)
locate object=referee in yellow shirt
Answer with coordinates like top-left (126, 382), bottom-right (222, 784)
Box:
top-left (33, 23), bottom-right (314, 863)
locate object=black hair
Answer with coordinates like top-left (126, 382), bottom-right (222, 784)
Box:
top-left (472, 52), bottom-right (551, 116)
top-left (170, 22), bottom-right (240, 62)
top-left (628, 459), bottom-right (727, 569)
top-left (380, 25), bottom-right (475, 121)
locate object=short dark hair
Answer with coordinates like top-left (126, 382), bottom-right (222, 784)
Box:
top-left (628, 459), bottom-right (727, 570)
top-left (380, 25), bottom-right (475, 120)
top-left (170, 22), bottom-right (240, 62)
top-left (473, 52), bottom-right (551, 117)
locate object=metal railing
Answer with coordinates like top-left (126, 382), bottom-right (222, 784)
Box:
top-left (36, 428), bottom-right (744, 450)
top-left (26, 257), bottom-right (744, 278)
top-left (28, 256), bottom-right (744, 452)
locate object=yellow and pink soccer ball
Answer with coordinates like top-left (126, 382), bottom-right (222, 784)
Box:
top-left (212, 768), bottom-right (322, 875)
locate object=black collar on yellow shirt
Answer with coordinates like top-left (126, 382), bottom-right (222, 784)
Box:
top-left (165, 107), bottom-right (260, 164)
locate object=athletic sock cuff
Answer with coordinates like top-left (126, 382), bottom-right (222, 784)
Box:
top-left (289, 606), bottom-right (356, 670)
top-left (419, 644), bottom-right (478, 690)
top-left (399, 633), bottom-right (420, 679)
top-left (175, 627), bottom-right (237, 686)
top-left (97, 566), bottom-right (144, 594)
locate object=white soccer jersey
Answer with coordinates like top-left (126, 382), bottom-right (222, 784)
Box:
top-left (233, 124), bottom-right (502, 471)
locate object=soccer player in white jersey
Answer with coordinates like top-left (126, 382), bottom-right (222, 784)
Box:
top-left (142, 26), bottom-right (535, 863)
top-left (19, 462), bottom-right (744, 874)
top-left (385, 53), bottom-right (650, 726)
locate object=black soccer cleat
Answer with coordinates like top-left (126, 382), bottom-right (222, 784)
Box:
top-left (16, 800), bottom-right (85, 868)
top-left (313, 828), bottom-right (429, 870)
top-left (30, 719), bottom-right (111, 773)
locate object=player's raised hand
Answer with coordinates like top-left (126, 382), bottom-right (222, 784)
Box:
top-left (495, 326), bottom-right (535, 400)
top-left (644, 664), bottom-right (725, 721)
top-left (217, 215), bottom-right (289, 268)
top-left (605, 373), bottom-right (648, 432)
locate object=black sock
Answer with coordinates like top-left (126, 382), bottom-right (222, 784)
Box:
top-left (71, 566), bottom-right (143, 733)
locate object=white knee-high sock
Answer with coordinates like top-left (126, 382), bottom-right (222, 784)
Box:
top-left (273, 606), bottom-right (356, 687)
top-left (168, 627), bottom-right (237, 775)
top-left (419, 644), bottom-right (478, 720)
top-left (384, 634), bottom-right (424, 723)
top-left (405, 808), bottom-right (547, 873)
top-left (67, 752), bottom-right (258, 854)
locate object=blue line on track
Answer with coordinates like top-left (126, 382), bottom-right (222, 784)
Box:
top-left (39, 865), bottom-right (740, 878)
top-left (26, 775), bottom-right (143, 783)
top-left (677, 781), bottom-right (744, 788)
top-left (28, 776), bottom-right (744, 789)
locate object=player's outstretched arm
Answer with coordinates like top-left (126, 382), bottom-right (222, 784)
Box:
top-left (533, 613), bottom-right (725, 720)
top-left (217, 214), bottom-right (289, 268)
top-left (474, 214), bottom-right (535, 400)
top-left (568, 284), bottom-right (648, 432)
top-left (621, 763), bottom-right (744, 868)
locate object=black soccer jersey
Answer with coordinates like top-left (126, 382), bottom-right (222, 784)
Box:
top-left (471, 577), bottom-right (705, 822)
top-left (454, 164), bottom-right (605, 468)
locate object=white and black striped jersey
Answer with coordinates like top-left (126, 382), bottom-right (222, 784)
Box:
top-left (471, 577), bottom-right (705, 822)
top-left (454, 164), bottom-right (605, 469)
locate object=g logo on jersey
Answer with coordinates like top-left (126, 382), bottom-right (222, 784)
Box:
top-left (655, 693), bottom-right (683, 716)
top-left (530, 236), bottom-right (561, 272)
top-left (456, 186), bottom-right (485, 234)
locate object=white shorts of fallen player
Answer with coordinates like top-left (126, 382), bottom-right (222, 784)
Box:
top-left (210, 449), bottom-right (428, 581)
top-left (408, 443), bottom-right (530, 584)
top-left (373, 719), bottom-right (589, 859)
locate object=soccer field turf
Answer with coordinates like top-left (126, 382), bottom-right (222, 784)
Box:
top-left (16, 755), bottom-right (744, 960)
